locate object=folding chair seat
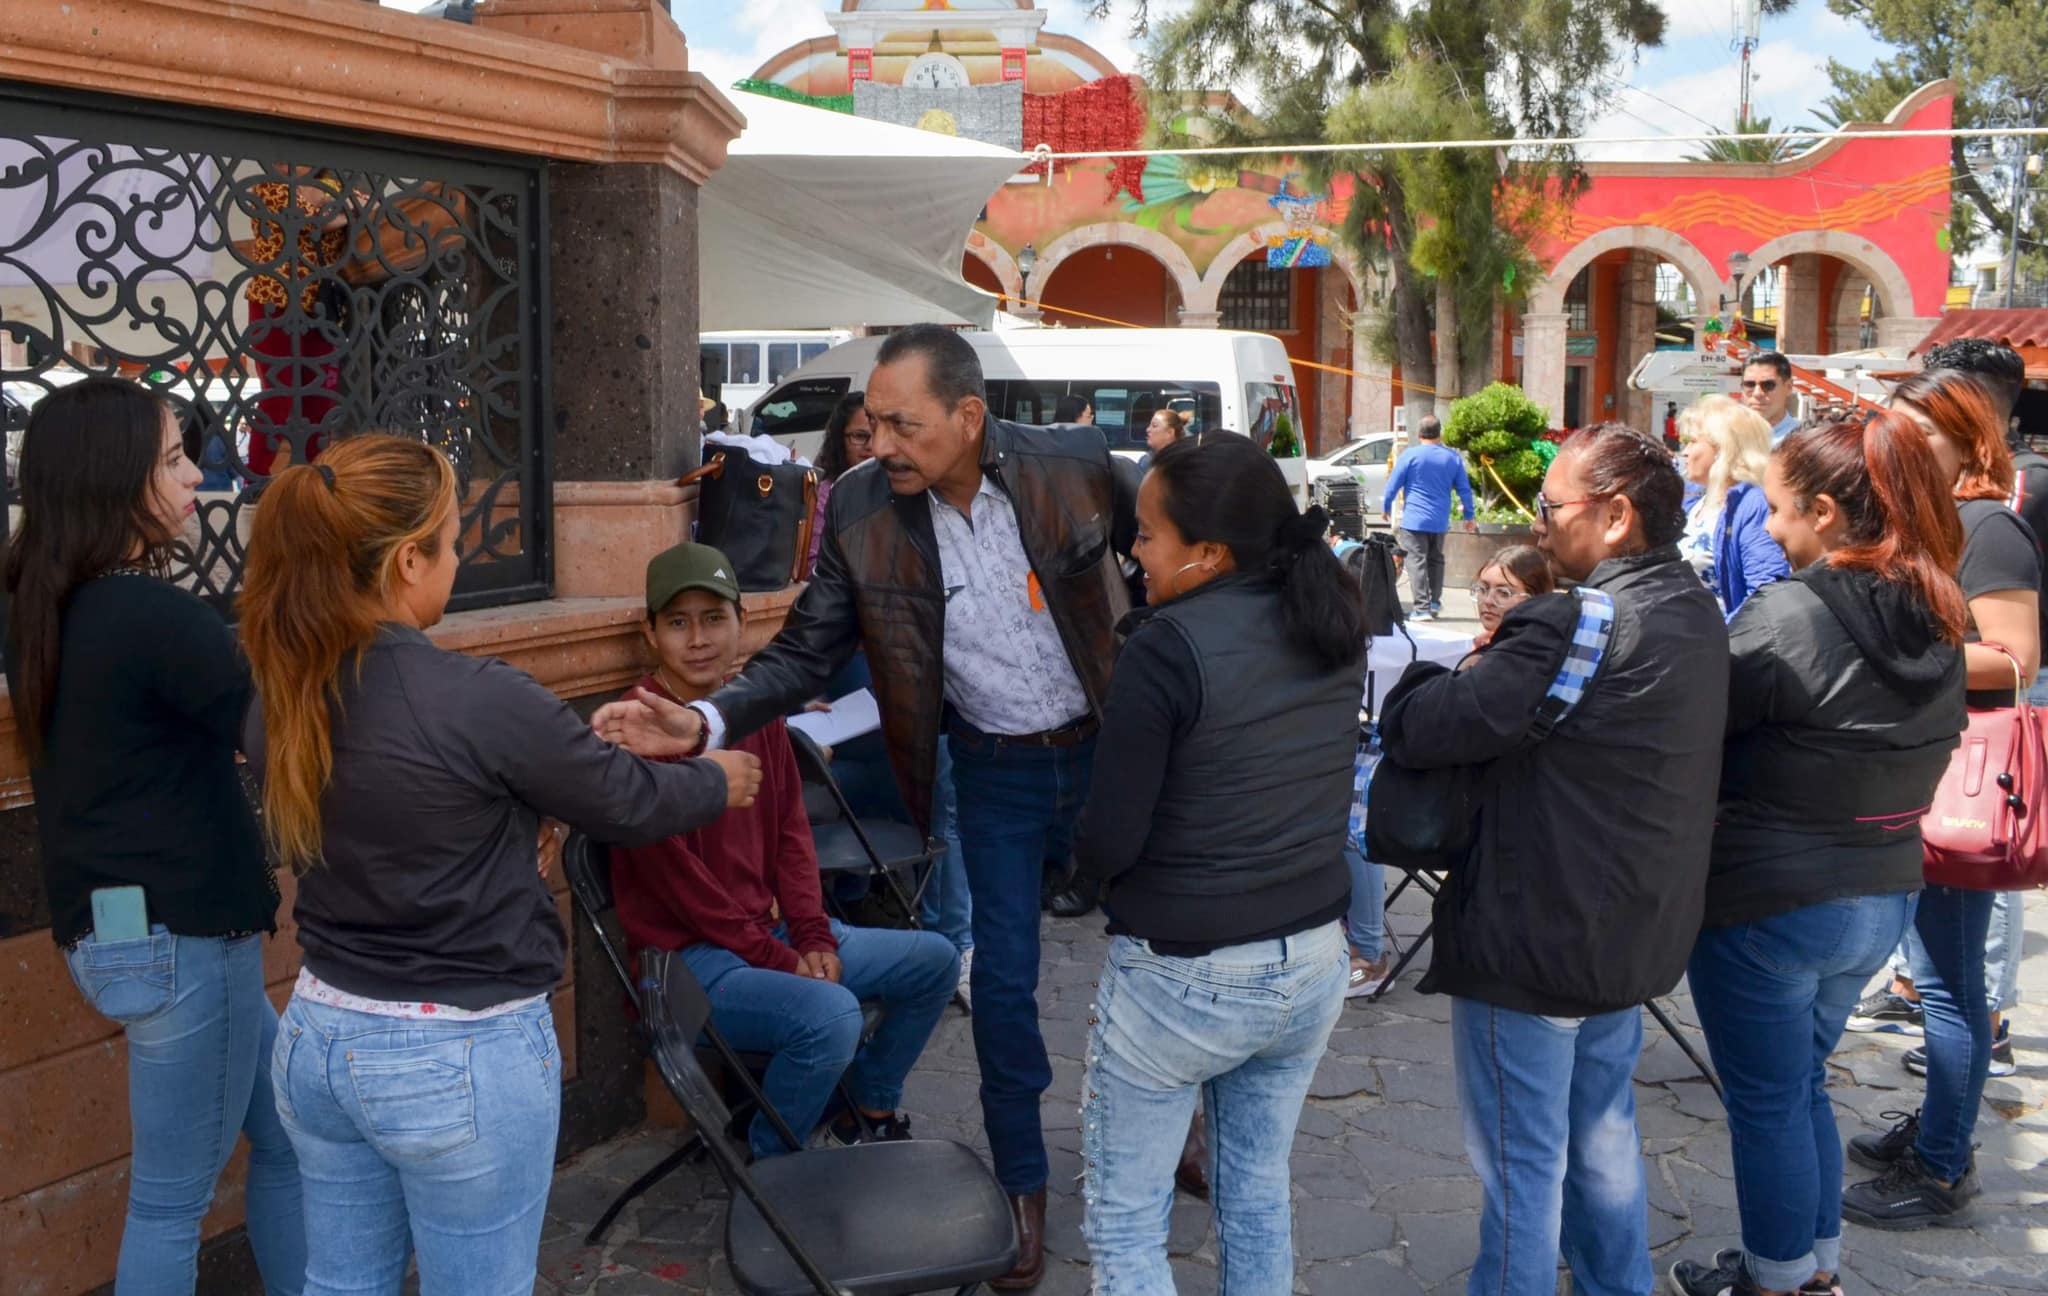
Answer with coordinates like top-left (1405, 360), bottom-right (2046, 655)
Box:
top-left (642, 946), bottom-right (1017, 1296)
top-left (561, 833), bottom-right (881, 1244)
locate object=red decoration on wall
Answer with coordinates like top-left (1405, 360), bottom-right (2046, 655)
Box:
top-left (1022, 74), bottom-right (1148, 203)
top-left (1001, 48), bottom-right (1026, 82)
top-left (848, 48), bottom-right (873, 85)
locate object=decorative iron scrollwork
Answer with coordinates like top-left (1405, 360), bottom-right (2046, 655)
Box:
top-left (0, 88), bottom-right (549, 613)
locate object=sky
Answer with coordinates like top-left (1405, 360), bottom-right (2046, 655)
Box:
top-left (379, 2), bottom-right (1901, 162)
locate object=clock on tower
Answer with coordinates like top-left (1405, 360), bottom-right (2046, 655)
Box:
top-left (904, 52), bottom-right (970, 90)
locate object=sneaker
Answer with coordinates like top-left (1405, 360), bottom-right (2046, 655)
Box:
top-left (954, 946), bottom-right (973, 1014)
top-left (1845, 989), bottom-right (1924, 1035)
top-left (1840, 1148), bottom-right (1980, 1230)
top-left (1847, 1108), bottom-right (1920, 1171)
top-left (827, 1110), bottom-right (915, 1147)
top-left (1429, 601), bottom-right (1444, 615)
top-left (1902, 1021), bottom-right (2015, 1078)
top-left (1798, 1279), bottom-right (1846, 1296)
top-left (1668, 1247), bottom-right (1760, 1296)
top-left (1410, 609), bottom-right (1436, 623)
top-left (1346, 954), bottom-right (1392, 999)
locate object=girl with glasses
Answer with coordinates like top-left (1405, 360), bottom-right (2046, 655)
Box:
top-left (1468, 544), bottom-right (1556, 651)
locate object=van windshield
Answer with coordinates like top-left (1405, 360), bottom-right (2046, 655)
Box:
top-left (1245, 381), bottom-right (1304, 456)
top-left (752, 377), bottom-right (850, 439)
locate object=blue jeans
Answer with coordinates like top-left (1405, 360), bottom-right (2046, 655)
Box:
top-left (681, 919), bottom-right (960, 1159)
top-left (64, 929), bottom-right (306, 1296)
top-left (273, 993), bottom-right (561, 1295)
top-left (1688, 893), bottom-right (1913, 1291)
top-left (948, 724), bottom-right (1096, 1195)
top-left (1081, 923), bottom-right (1347, 1296)
top-left (1910, 886), bottom-right (1997, 1181)
top-left (919, 737), bottom-right (973, 951)
top-left (1343, 844), bottom-right (1384, 961)
top-left (1893, 888), bottom-right (2022, 1012)
top-left (1452, 999), bottom-right (1653, 1296)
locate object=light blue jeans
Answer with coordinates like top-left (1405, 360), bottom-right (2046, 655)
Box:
top-left (680, 919), bottom-right (959, 1160)
top-left (272, 993), bottom-right (561, 1295)
top-left (1344, 844), bottom-right (1384, 961)
top-left (1081, 921), bottom-right (1348, 1296)
top-left (64, 928), bottom-right (306, 1296)
top-left (918, 736), bottom-right (973, 951)
top-left (1452, 998), bottom-right (1653, 1296)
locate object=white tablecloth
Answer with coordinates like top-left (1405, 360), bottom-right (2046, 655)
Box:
top-left (1363, 622), bottom-right (1475, 715)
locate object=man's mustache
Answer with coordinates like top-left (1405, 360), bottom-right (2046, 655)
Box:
top-left (880, 458), bottom-right (918, 474)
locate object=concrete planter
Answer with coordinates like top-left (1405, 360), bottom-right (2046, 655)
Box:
top-left (1444, 526), bottom-right (1538, 589)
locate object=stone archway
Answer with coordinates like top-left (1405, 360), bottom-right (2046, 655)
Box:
top-left (1022, 222), bottom-right (1204, 321)
top-left (1530, 224), bottom-right (1723, 317)
top-left (1737, 229), bottom-right (1914, 324)
top-left (1190, 221), bottom-right (1369, 317)
top-left (963, 234), bottom-right (1024, 308)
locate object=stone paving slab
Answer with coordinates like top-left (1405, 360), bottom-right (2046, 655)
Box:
top-left (535, 886), bottom-right (2048, 1295)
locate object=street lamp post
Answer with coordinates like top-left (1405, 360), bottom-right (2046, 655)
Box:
top-left (1971, 104), bottom-right (2041, 309)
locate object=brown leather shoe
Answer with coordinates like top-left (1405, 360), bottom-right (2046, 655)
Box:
top-left (990, 1188), bottom-right (1047, 1290)
top-left (1175, 1109), bottom-right (1211, 1200)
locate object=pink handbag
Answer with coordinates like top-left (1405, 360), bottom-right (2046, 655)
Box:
top-left (1922, 644), bottom-right (2048, 890)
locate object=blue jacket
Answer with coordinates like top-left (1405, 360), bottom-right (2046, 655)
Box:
top-left (1383, 442), bottom-right (1476, 533)
top-left (1713, 481), bottom-right (1789, 617)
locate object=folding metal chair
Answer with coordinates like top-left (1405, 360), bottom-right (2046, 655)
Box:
top-left (560, 833), bottom-right (881, 1244)
top-left (641, 946), bottom-right (1019, 1296)
top-left (786, 726), bottom-right (940, 925)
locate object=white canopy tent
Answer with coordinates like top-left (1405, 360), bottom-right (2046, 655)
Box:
top-left (699, 90), bottom-right (1025, 331)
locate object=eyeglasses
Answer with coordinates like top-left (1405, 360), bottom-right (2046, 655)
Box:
top-left (1534, 490), bottom-right (1608, 522)
top-left (845, 432), bottom-right (873, 447)
top-left (1469, 581), bottom-right (1529, 607)
top-left (1740, 379), bottom-right (1780, 394)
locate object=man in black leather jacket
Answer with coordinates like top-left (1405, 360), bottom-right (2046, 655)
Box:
top-left (1380, 423), bottom-right (1729, 1296)
top-left (621, 326), bottom-right (1136, 1289)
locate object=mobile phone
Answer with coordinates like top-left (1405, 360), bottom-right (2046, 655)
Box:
top-left (90, 886), bottom-right (149, 943)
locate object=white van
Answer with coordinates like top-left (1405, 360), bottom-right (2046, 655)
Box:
top-left (699, 329), bottom-right (853, 418)
top-left (745, 327), bottom-right (1308, 494)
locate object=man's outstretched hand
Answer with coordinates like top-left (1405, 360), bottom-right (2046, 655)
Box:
top-left (708, 749), bottom-right (763, 809)
top-left (592, 688), bottom-right (705, 758)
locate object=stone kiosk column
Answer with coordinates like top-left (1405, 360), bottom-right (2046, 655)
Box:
top-left (1520, 311), bottom-right (1571, 430)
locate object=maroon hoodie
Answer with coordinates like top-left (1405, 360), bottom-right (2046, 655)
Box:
top-left (611, 675), bottom-right (835, 972)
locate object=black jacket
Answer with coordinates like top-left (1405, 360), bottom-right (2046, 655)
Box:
top-left (1380, 548), bottom-right (1729, 1017)
top-left (1072, 575), bottom-right (1357, 950)
top-left (710, 419), bottom-right (1137, 833)
top-left (1707, 566), bottom-right (1965, 926)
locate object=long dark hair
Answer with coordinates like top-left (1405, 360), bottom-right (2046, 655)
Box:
top-left (1149, 433), bottom-right (1363, 670)
top-left (815, 391), bottom-right (865, 481)
top-left (3, 377), bottom-right (178, 761)
top-left (1889, 368), bottom-right (2014, 502)
top-left (1777, 412), bottom-right (1967, 644)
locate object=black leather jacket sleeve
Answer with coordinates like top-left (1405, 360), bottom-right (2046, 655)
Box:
top-left (1380, 593), bottom-right (1574, 770)
top-left (707, 506), bottom-right (864, 745)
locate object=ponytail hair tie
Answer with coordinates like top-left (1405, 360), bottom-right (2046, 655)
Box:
top-left (315, 463), bottom-right (337, 492)
top-left (1268, 506), bottom-right (1331, 574)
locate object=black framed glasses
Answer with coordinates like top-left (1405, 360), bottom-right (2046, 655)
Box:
top-left (1534, 491), bottom-right (1609, 522)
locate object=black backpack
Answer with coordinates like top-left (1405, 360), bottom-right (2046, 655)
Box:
top-left (1342, 534), bottom-right (1406, 638)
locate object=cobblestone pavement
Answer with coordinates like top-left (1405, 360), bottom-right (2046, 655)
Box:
top-left (534, 884), bottom-right (2048, 1296)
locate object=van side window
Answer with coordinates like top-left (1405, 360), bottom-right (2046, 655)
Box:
top-left (699, 343), bottom-right (729, 399)
top-left (768, 343), bottom-right (802, 384)
top-left (1074, 383), bottom-right (1223, 450)
top-left (728, 343), bottom-right (761, 386)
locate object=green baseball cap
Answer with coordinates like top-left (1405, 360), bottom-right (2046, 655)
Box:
top-left (644, 542), bottom-right (741, 614)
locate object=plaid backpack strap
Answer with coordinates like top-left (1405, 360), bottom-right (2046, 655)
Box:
top-left (1529, 587), bottom-right (1615, 740)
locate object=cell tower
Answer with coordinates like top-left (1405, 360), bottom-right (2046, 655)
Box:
top-left (1734, 0), bottom-right (1762, 128)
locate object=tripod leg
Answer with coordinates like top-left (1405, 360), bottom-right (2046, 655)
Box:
top-left (1645, 998), bottom-right (1722, 1101)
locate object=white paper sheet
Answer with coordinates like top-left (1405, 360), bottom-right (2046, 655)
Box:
top-left (787, 687), bottom-right (882, 748)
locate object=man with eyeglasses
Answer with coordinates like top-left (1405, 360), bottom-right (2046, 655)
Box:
top-left (1379, 423), bottom-right (1729, 1296)
top-left (1740, 352), bottom-right (1801, 445)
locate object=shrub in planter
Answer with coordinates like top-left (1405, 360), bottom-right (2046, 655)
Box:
top-left (1443, 382), bottom-right (1550, 511)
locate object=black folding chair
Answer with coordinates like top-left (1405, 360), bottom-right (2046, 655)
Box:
top-left (1367, 864), bottom-right (1441, 1003)
top-left (641, 946), bottom-right (1018, 1296)
top-left (561, 833), bottom-right (881, 1244)
top-left (786, 727), bottom-right (940, 925)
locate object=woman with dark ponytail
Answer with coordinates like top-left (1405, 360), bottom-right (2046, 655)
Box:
top-left (1669, 411), bottom-right (1967, 1296)
top-left (1070, 432), bottom-right (1362, 1291)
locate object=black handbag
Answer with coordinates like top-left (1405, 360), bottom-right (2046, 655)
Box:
top-left (1365, 587), bottom-right (1615, 870)
top-left (1339, 533), bottom-right (1406, 638)
top-left (680, 448), bottom-right (820, 592)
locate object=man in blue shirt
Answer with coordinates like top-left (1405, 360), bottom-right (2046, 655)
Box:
top-left (1382, 417), bottom-right (1476, 620)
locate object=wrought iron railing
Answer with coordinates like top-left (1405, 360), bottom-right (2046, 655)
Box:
top-left (0, 83), bottom-right (551, 613)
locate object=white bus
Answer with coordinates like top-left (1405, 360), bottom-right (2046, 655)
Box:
top-left (744, 327), bottom-right (1308, 495)
top-left (699, 329), bottom-right (852, 418)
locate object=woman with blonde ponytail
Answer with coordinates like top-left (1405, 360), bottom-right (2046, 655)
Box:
top-left (240, 436), bottom-right (758, 1295)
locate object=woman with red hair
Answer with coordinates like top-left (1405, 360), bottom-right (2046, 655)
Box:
top-left (1834, 371), bottom-right (2040, 1232)
top-left (1668, 410), bottom-right (1968, 1296)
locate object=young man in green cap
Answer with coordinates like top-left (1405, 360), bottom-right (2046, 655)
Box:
top-left (607, 543), bottom-right (960, 1156)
